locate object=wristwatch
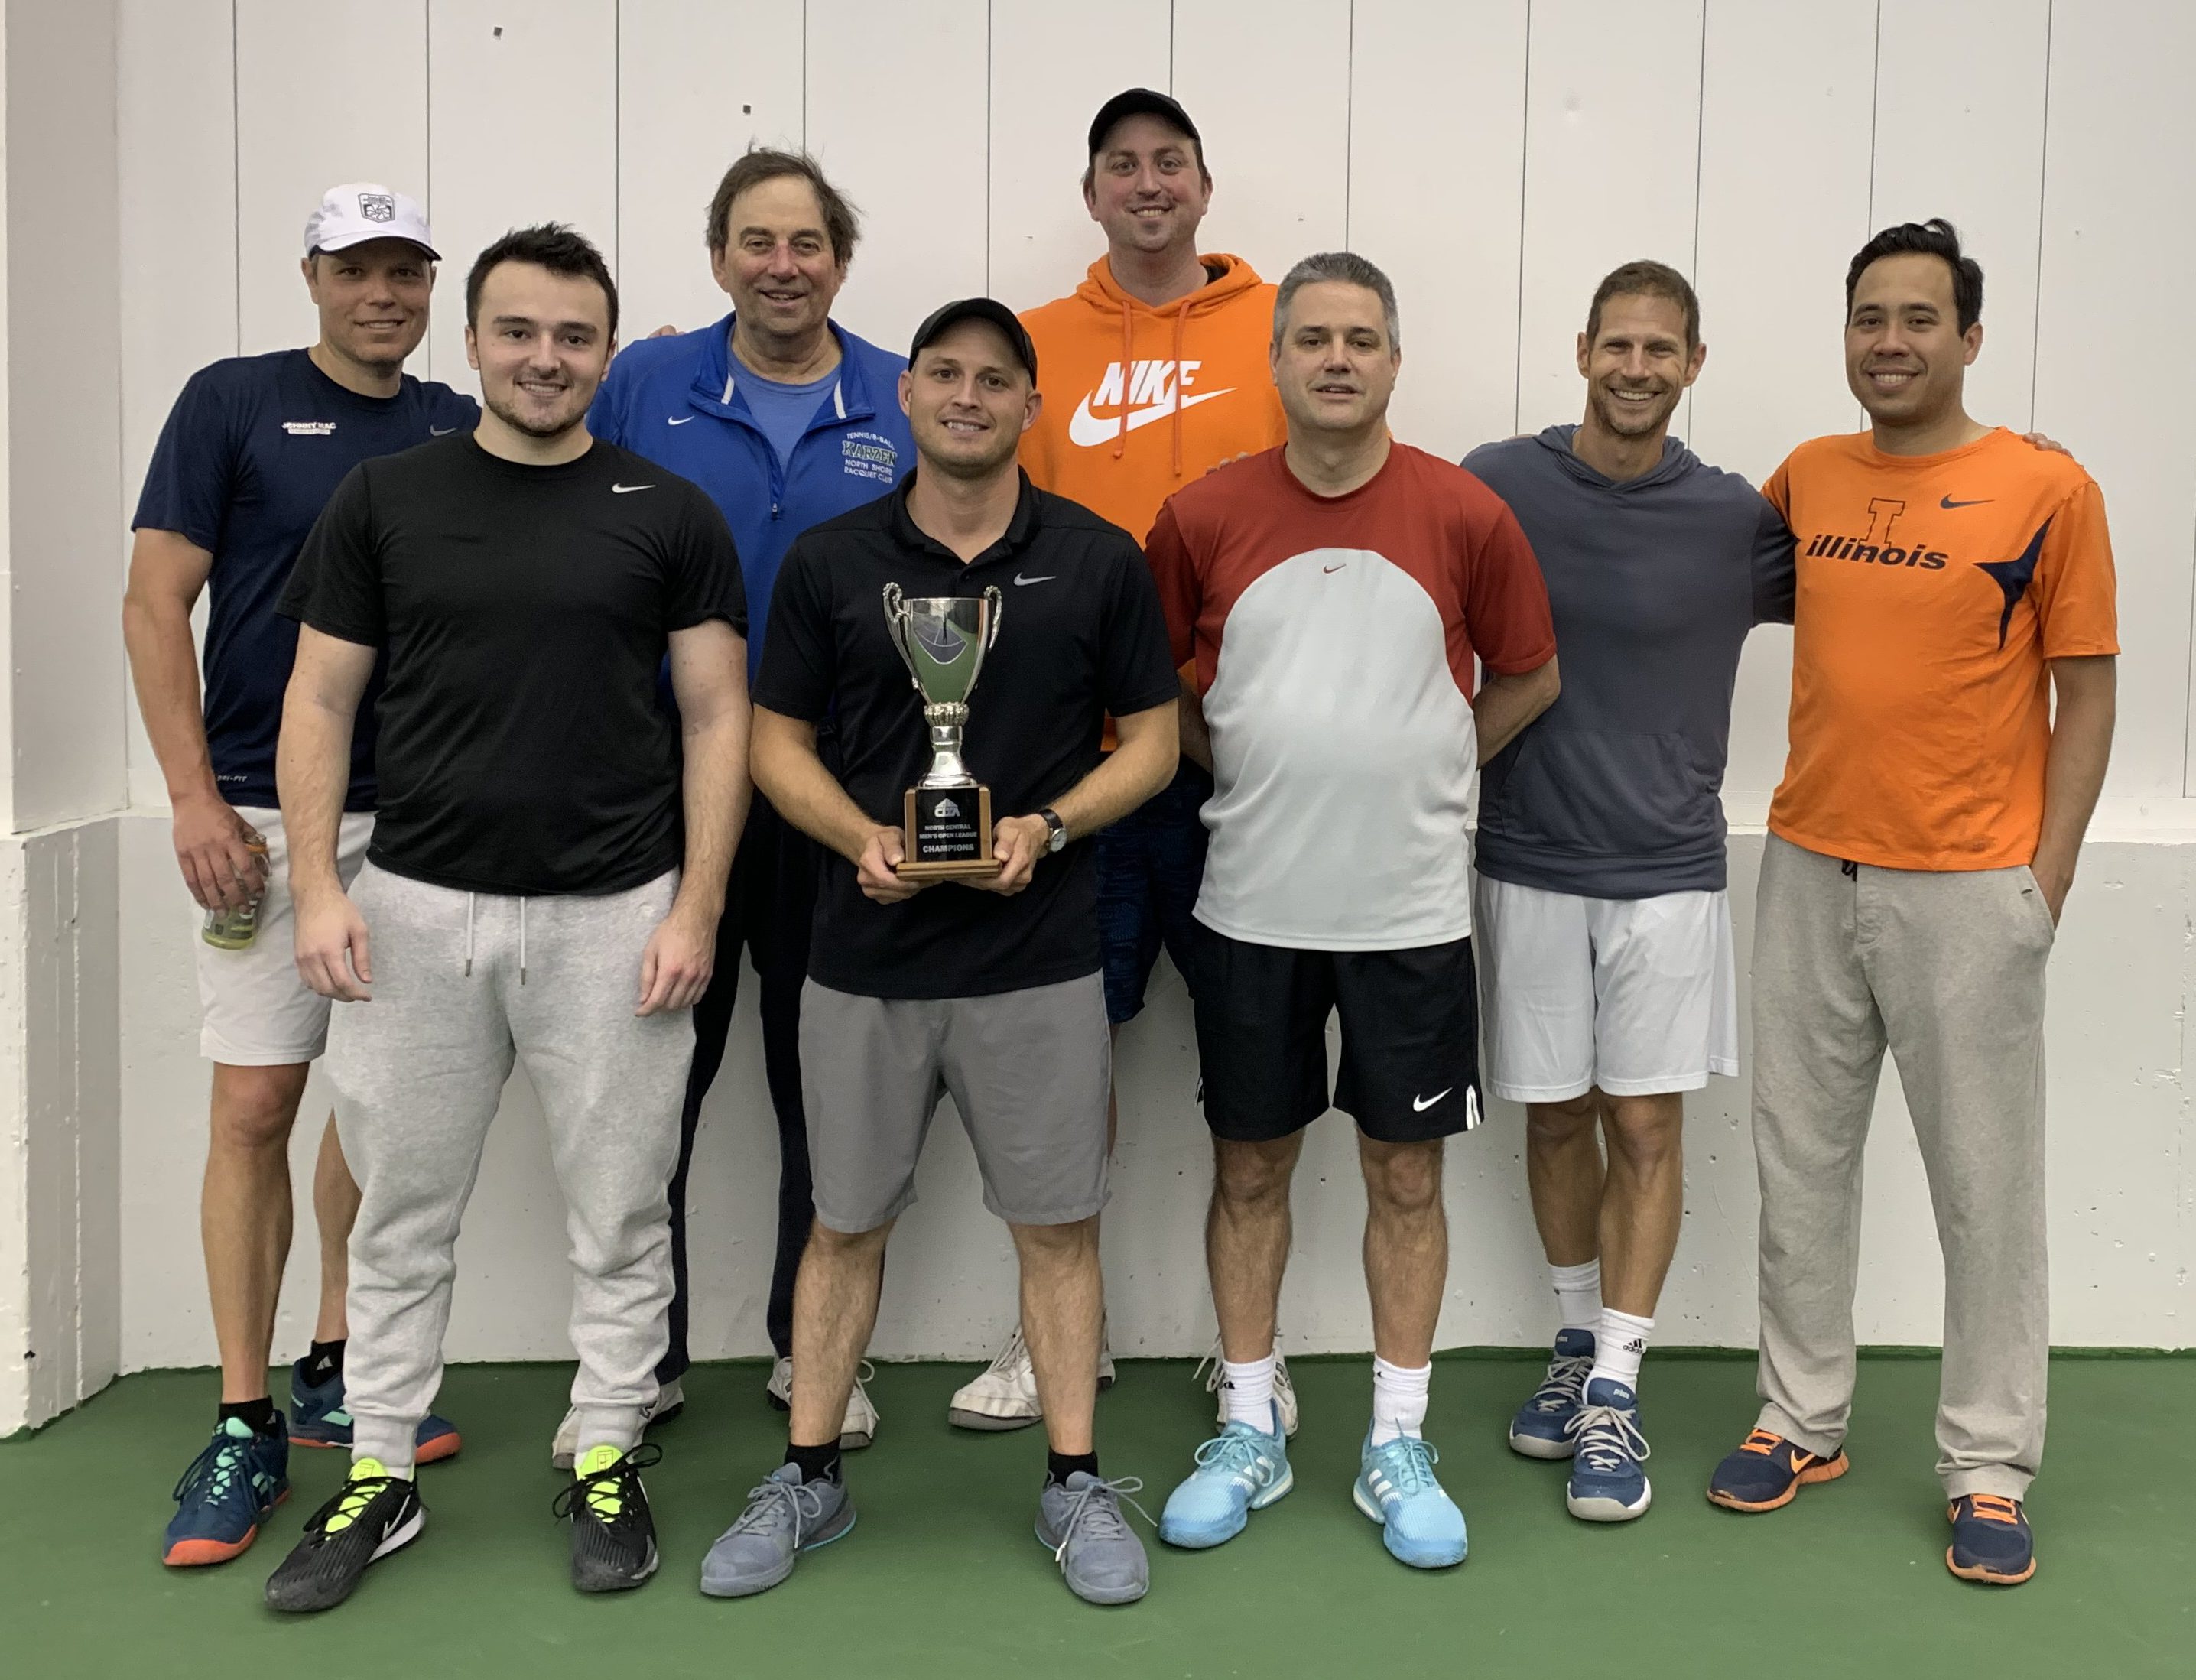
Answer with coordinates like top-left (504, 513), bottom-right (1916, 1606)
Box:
top-left (1039, 808), bottom-right (1068, 853)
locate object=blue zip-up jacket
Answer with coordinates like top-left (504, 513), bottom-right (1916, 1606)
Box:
top-left (589, 314), bottom-right (913, 678)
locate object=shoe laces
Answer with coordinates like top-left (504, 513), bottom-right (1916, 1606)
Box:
top-left (1371, 1435), bottom-right (1441, 1495)
top-left (308, 1464), bottom-right (402, 1539)
top-left (1048, 1477), bottom-right (1152, 1564)
top-left (1191, 1428), bottom-right (1275, 1481)
top-left (984, 1330), bottom-right (1031, 1376)
top-left (1567, 1402), bottom-right (1651, 1474)
top-left (553, 1443), bottom-right (661, 1531)
top-left (1962, 1493), bottom-right (2023, 1527)
top-left (1738, 1428), bottom-right (1788, 1458)
top-left (171, 1429), bottom-right (254, 1506)
top-left (1523, 1350), bottom-right (1592, 1416)
top-left (729, 1472), bottom-right (833, 1541)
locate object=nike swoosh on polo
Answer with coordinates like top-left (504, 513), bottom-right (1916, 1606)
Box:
top-left (429, 425), bottom-right (458, 437)
top-left (1411, 1088), bottom-right (1451, 1113)
top-left (1940, 495), bottom-right (1992, 509)
top-left (1015, 573), bottom-right (1055, 586)
top-left (611, 483), bottom-right (655, 494)
top-left (1067, 387), bottom-right (1233, 447)
top-left (667, 414), bottom-right (695, 425)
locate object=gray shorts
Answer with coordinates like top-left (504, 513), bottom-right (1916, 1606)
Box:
top-left (800, 972), bottom-right (1111, 1233)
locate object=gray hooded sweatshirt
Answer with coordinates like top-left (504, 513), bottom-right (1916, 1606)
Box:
top-left (1463, 424), bottom-right (1795, 898)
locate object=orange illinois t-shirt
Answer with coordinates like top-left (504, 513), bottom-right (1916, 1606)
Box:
top-left (1766, 427), bottom-right (2118, 872)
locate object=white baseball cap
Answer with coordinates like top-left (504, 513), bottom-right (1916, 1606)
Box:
top-left (303, 183), bottom-right (440, 260)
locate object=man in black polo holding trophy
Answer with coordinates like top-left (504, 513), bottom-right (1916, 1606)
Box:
top-left (703, 299), bottom-right (1179, 1607)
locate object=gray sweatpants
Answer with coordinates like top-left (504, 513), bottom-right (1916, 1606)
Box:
top-left (326, 863), bottom-right (694, 1474)
top-left (1750, 834), bottom-right (2055, 1499)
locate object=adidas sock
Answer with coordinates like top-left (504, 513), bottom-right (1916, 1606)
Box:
top-left (1590, 1308), bottom-right (1654, 1392)
top-left (1551, 1259), bottom-right (1602, 1334)
top-left (1218, 1353), bottom-right (1277, 1430)
top-left (1368, 1357), bottom-right (1431, 1447)
top-left (303, 1338), bottom-right (346, 1385)
top-left (1047, 1450), bottom-right (1099, 1487)
top-left (785, 1441), bottom-right (842, 1486)
top-left (218, 1395), bottom-right (278, 1435)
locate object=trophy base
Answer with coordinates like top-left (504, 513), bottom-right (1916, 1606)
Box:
top-left (896, 785), bottom-right (1000, 881)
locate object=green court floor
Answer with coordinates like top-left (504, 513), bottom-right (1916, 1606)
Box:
top-left (8, 1355), bottom-right (2189, 1679)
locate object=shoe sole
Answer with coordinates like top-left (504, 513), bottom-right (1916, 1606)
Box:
top-left (575, 1538), bottom-right (660, 1594)
top-left (699, 1506), bottom-right (857, 1599)
top-left (293, 1431), bottom-right (462, 1465)
top-left (1946, 1546), bottom-right (2036, 1586)
top-left (1567, 1477), bottom-right (1653, 1522)
top-left (1351, 1482), bottom-right (1467, 1568)
top-left (1031, 1525), bottom-right (1148, 1605)
top-left (163, 1487), bottom-right (291, 1567)
top-left (949, 1407), bottom-right (1044, 1433)
top-left (1508, 1428), bottom-right (1576, 1461)
top-left (1706, 1451), bottom-right (1850, 1513)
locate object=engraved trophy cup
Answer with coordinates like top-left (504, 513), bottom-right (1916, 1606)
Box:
top-left (882, 583), bottom-right (1005, 879)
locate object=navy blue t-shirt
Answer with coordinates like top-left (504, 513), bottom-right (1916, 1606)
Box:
top-left (132, 349), bottom-right (478, 809)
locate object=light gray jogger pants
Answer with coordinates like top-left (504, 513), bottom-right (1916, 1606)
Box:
top-left (1751, 834), bottom-right (2055, 1500)
top-left (326, 863), bottom-right (694, 1474)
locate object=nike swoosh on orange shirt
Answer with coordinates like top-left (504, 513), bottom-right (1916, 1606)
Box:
top-left (1067, 388), bottom-right (1233, 447)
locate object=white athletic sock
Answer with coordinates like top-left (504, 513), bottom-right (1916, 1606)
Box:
top-left (1369, 1357), bottom-right (1432, 1446)
top-left (1590, 1308), bottom-right (1654, 1392)
top-left (1219, 1354), bottom-right (1278, 1431)
top-left (1551, 1259), bottom-right (1602, 1334)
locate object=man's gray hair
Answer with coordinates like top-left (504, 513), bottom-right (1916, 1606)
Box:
top-left (1272, 251), bottom-right (1402, 351)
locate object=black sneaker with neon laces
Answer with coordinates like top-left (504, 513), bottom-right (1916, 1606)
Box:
top-left (265, 1459), bottom-right (424, 1613)
top-left (555, 1442), bottom-right (661, 1593)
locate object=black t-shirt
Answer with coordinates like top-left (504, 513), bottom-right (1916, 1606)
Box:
top-left (281, 434), bottom-right (746, 896)
top-left (132, 349), bottom-right (478, 809)
top-left (755, 473), bottom-right (1178, 999)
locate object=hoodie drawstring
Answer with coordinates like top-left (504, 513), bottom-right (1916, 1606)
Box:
top-left (461, 892), bottom-right (525, 985)
top-left (1113, 301), bottom-right (1133, 460)
top-left (1170, 303), bottom-right (1188, 479)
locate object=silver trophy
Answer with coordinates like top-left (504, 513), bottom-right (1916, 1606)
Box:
top-left (882, 583), bottom-right (1005, 876)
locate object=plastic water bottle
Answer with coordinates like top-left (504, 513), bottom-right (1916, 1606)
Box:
top-left (201, 831), bottom-right (271, 950)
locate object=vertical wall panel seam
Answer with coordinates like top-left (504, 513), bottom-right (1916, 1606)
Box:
top-left (2028, 0), bottom-right (2051, 439)
top-left (1512, 0), bottom-right (1530, 436)
top-left (1863, 0), bottom-right (1880, 229)
top-left (1341, 0), bottom-right (1354, 247)
top-left (613, 0), bottom-right (622, 276)
top-left (1686, 1), bottom-right (1704, 442)
top-left (984, 1), bottom-right (992, 297)
top-left (230, 1), bottom-right (241, 357)
top-left (424, 1), bottom-right (434, 382)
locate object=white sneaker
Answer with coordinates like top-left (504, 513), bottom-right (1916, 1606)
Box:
top-left (947, 1324), bottom-right (1117, 1431)
top-left (1196, 1340), bottom-right (1301, 1438)
top-left (548, 1373), bottom-right (685, 1470)
top-left (765, 1354), bottom-right (880, 1451)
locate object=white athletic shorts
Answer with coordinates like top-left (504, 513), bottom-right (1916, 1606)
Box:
top-left (194, 806), bottom-right (374, 1066)
top-left (1473, 876), bottom-right (1737, 1103)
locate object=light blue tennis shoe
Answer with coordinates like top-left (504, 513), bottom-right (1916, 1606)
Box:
top-left (1158, 1401), bottom-right (1292, 1548)
top-left (1353, 1432), bottom-right (1467, 1568)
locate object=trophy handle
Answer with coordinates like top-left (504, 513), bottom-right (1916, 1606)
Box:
top-left (983, 583), bottom-right (1004, 647)
top-left (881, 582), bottom-right (921, 692)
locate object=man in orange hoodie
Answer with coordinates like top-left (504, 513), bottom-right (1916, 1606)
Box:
top-left (947, 88), bottom-right (1291, 1435)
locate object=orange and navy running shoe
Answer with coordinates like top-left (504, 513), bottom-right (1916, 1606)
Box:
top-left (1705, 1428), bottom-right (1850, 1513)
top-left (1946, 1493), bottom-right (2035, 1585)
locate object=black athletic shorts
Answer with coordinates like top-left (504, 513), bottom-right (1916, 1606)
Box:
top-left (1187, 921), bottom-right (1483, 1145)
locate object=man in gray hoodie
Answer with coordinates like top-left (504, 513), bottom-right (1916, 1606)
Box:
top-left (1463, 261), bottom-right (1794, 1526)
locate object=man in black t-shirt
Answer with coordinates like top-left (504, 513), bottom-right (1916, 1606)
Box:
top-left (699, 301), bottom-right (1178, 1607)
top-left (264, 226), bottom-right (750, 1613)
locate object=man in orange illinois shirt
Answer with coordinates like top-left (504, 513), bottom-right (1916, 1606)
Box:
top-left (947, 88), bottom-right (1290, 1435)
top-left (1705, 221), bottom-right (2117, 1591)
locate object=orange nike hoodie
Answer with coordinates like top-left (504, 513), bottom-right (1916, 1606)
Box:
top-left (1018, 253), bottom-right (1288, 544)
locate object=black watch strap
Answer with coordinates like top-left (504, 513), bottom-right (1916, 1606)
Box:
top-left (1040, 808), bottom-right (1068, 853)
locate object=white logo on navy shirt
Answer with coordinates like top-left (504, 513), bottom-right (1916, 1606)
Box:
top-left (282, 421), bottom-right (336, 436)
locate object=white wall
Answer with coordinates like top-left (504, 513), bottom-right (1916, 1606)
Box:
top-left (106, 0), bottom-right (2196, 1373)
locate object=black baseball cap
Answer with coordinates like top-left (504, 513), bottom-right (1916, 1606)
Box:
top-left (908, 297), bottom-right (1039, 385)
top-left (1087, 87), bottom-right (1202, 161)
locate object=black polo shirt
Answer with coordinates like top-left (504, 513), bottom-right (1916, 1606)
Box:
top-left (755, 472), bottom-right (1178, 999)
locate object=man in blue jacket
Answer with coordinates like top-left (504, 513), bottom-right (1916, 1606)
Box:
top-left (554, 147), bottom-right (912, 1465)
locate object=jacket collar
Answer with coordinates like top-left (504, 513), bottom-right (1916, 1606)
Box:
top-left (687, 315), bottom-right (878, 424)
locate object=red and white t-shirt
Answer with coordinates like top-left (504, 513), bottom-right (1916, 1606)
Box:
top-left (1146, 444), bottom-right (1554, 950)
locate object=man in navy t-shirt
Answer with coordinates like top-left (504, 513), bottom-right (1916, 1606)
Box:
top-left (122, 183), bottom-right (477, 1570)
top-left (570, 146), bottom-right (912, 1464)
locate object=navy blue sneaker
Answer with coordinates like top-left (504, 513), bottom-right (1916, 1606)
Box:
top-left (1947, 1493), bottom-right (2035, 1585)
top-left (1565, 1377), bottom-right (1652, 1522)
top-left (163, 1415), bottom-right (289, 1566)
top-left (290, 1358), bottom-right (461, 1464)
top-left (1509, 1327), bottom-right (1593, 1459)
top-left (1706, 1427), bottom-right (1849, 1513)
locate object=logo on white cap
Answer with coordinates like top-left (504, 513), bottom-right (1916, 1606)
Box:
top-left (304, 182), bottom-right (438, 261)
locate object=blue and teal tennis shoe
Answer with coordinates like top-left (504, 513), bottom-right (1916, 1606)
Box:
top-left (1509, 1327), bottom-right (1594, 1458)
top-left (163, 1414), bottom-right (290, 1566)
top-left (289, 1357), bottom-right (462, 1464)
top-left (1158, 1402), bottom-right (1292, 1548)
top-left (1353, 1432), bottom-right (1467, 1568)
top-left (1565, 1376), bottom-right (1652, 1521)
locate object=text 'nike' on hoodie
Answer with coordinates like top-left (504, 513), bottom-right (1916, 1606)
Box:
top-left (1018, 254), bottom-right (1288, 544)
top-left (1463, 424), bottom-right (1797, 899)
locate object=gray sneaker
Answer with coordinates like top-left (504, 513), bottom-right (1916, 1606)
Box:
top-left (1036, 1473), bottom-right (1150, 1605)
top-left (699, 1464), bottom-right (855, 1598)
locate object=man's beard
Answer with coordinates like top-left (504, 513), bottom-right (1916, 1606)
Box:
top-left (486, 385), bottom-right (585, 440)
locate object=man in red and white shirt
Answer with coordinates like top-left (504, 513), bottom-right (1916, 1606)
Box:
top-left (1146, 252), bottom-right (1558, 1569)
